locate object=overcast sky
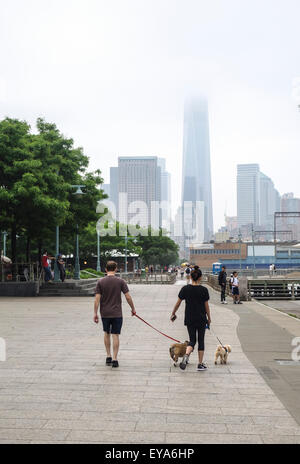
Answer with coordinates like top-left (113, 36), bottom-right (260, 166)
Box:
top-left (1, 0), bottom-right (300, 231)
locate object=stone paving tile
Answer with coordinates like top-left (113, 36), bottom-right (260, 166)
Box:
top-left (262, 435), bottom-right (300, 444)
top-left (166, 432), bottom-right (264, 444)
top-left (221, 407), bottom-right (291, 417)
top-left (0, 440), bottom-right (32, 444)
top-left (136, 422), bottom-right (227, 434)
top-left (0, 410), bottom-right (84, 420)
top-left (67, 430), bottom-right (166, 443)
top-left (0, 419), bottom-right (47, 429)
top-left (0, 428), bottom-right (70, 441)
top-left (44, 419), bottom-right (136, 431)
top-left (252, 416), bottom-right (299, 426)
top-left (165, 413), bottom-right (254, 425)
top-left (227, 424), bottom-right (300, 436)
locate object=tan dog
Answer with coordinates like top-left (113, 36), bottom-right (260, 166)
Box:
top-left (214, 345), bottom-right (232, 365)
top-left (169, 341), bottom-right (189, 366)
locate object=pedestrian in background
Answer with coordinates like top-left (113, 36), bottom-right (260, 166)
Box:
top-left (231, 271), bottom-right (242, 304)
top-left (42, 251), bottom-right (54, 283)
top-left (218, 265), bottom-right (228, 304)
top-left (57, 254), bottom-right (66, 282)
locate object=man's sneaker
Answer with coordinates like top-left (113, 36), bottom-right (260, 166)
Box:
top-left (237, 301), bottom-right (243, 304)
top-left (197, 363), bottom-right (208, 371)
top-left (221, 301), bottom-right (224, 304)
top-left (112, 360), bottom-right (119, 368)
top-left (180, 354), bottom-right (189, 370)
top-left (106, 357), bottom-right (112, 366)
top-left (223, 301), bottom-right (228, 304)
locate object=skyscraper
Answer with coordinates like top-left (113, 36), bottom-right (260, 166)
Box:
top-left (237, 164), bottom-right (281, 232)
top-left (158, 158), bottom-right (171, 232)
top-left (280, 193), bottom-right (300, 241)
top-left (118, 156), bottom-right (161, 228)
top-left (181, 98), bottom-right (213, 243)
top-left (260, 172), bottom-right (280, 229)
top-left (237, 164), bottom-right (261, 228)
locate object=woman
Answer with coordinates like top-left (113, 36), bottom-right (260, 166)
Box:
top-left (56, 254), bottom-right (66, 283)
top-left (171, 266), bottom-right (211, 371)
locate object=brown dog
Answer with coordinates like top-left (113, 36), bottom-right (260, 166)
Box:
top-left (169, 341), bottom-right (189, 366)
top-left (214, 345), bottom-right (232, 365)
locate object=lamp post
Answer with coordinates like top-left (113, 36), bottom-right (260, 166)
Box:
top-left (2, 231), bottom-right (7, 256)
top-left (124, 235), bottom-right (135, 274)
top-left (251, 224), bottom-right (257, 278)
top-left (125, 235), bottom-right (128, 274)
top-left (97, 230), bottom-right (101, 272)
top-left (71, 185), bottom-right (85, 280)
top-left (54, 226), bottom-right (60, 282)
top-left (238, 229), bottom-right (242, 271)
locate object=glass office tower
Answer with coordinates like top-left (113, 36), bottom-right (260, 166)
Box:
top-left (181, 98), bottom-right (214, 243)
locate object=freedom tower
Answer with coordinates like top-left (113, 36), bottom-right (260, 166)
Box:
top-left (181, 98), bottom-right (213, 246)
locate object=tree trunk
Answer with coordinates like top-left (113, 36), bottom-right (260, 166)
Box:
top-left (38, 241), bottom-right (42, 266)
top-left (26, 236), bottom-right (31, 263)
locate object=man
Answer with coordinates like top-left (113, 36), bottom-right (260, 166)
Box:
top-left (231, 271), bottom-right (242, 304)
top-left (218, 265), bottom-right (227, 304)
top-left (42, 251), bottom-right (54, 283)
top-left (94, 261), bottom-right (136, 368)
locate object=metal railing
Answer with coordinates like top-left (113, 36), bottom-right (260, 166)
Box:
top-left (0, 262), bottom-right (40, 283)
top-left (119, 271), bottom-right (177, 285)
top-left (248, 279), bottom-right (300, 300)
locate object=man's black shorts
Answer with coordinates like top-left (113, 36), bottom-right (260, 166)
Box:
top-left (102, 317), bottom-right (123, 335)
top-left (232, 286), bottom-right (239, 295)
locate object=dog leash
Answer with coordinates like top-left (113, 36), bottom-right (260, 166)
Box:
top-left (207, 325), bottom-right (228, 352)
top-left (134, 314), bottom-right (181, 343)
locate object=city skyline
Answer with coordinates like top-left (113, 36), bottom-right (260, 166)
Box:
top-left (1, 1), bottom-right (300, 231)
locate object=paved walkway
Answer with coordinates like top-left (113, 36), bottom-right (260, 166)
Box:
top-left (0, 282), bottom-right (300, 444)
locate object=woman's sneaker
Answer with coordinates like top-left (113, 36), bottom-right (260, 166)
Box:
top-left (180, 354), bottom-right (189, 370)
top-left (112, 360), bottom-right (119, 368)
top-left (197, 363), bottom-right (208, 371)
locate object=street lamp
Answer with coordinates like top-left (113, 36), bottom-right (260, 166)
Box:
top-left (96, 230), bottom-right (101, 272)
top-left (54, 226), bottom-right (60, 282)
top-left (71, 185), bottom-right (85, 280)
top-left (125, 235), bottom-right (128, 274)
top-left (2, 231), bottom-right (7, 256)
top-left (238, 229), bottom-right (242, 271)
top-left (251, 224), bottom-right (257, 278)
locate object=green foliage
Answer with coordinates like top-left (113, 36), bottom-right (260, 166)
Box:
top-left (80, 268), bottom-right (105, 279)
top-left (0, 117), bottom-right (105, 268)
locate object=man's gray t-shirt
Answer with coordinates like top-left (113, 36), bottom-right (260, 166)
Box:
top-left (95, 276), bottom-right (129, 318)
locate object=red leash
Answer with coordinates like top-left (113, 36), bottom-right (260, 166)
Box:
top-left (134, 314), bottom-right (181, 343)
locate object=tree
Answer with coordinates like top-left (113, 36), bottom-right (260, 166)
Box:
top-left (0, 117), bottom-right (105, 276)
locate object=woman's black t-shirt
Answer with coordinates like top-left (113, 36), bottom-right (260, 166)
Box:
top-left (178, 284), bottom-right (209, 327)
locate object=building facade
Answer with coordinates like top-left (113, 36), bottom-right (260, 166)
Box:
top-left (118, 156), bottom-right (161, 228)
top-left (181, 98), bottom-right (214, 244)
top-left (190, 241), bottom-right (300, 269)
top-left (237, 164), bottom-right (261, 228)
